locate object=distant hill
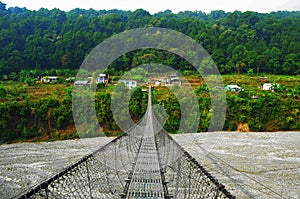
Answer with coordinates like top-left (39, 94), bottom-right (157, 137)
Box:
top-left (0, 1), bottom-right (300, 77)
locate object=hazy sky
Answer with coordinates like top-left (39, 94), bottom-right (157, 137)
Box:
top-left (2, 0), bottom-right (300, 14)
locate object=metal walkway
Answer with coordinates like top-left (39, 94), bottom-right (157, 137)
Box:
top-left (19, 87), bottom-right (235, 199)
top-left (122, 86), bottom-right (169, 199)
top-left (122, 136), bottom-right (165, 198)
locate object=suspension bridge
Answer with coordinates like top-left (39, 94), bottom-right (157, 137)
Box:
top-left (19, 87), bottom-right (235, 199)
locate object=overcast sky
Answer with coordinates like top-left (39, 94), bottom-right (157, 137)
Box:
top-left (2, 0), bottom-right (300, 14)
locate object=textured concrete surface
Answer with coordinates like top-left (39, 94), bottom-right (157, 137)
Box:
top-left (0, 132), bottom-right (299, 199)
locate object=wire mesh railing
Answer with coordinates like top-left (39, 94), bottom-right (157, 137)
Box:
top-left (155, 130), bottom-right (235, 199)
top-left (18, 87), bottom-right (235, 199)
top-left (18, 133), bottom-right (141, 198)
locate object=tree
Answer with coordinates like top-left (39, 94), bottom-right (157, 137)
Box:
top-left (0, 6), bottom-right (300, 75)
top-left (282, 53), bottom-right (299, 75)
top-left (60, 53), bottom-right (72, 68)
top-left (8, 72), bottom-right (17, 81)
top-left (232, 45), bottom-right (248, 74)
top-left (263, 47), bottom-right (282, 74)
top-left (0, 2), bottom-right (6, 11)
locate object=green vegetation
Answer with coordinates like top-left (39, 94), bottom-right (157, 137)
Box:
top-left (0, 81), bottom-right (74, 142)
top-left (0, 3), bottom-right (299, 143)
top-left (0, 75), bottom-right (299, 143)
top-left (0, 3), bottom-right (300, 77)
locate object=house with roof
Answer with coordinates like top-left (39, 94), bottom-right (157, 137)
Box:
top-left (262, 83), bottom-right (280, 91)
top-left (41, 76), bottom-right (58, 83)
top-left (166, 75), bottom-right (181, 86)
top-left (97, 74), bottom-right (109, 84)
top-left (225, 85), bottom-right (242, 92)
top-left (119, 80), bottom-right (137, 89)
top-left (74, 80), bottom-right (90, 86)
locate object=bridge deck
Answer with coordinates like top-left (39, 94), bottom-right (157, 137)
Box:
top-left (122, 87), bottom-right (167, 198)
top-left (124, 136), bottom-right (164, 198)
top-left (19, 86), bottom-right (235, 199)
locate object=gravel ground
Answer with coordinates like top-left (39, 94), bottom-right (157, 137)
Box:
top-left (0, 132), bottom-right (299, 199)
top-left (0, 137), bottom-right (113, 198)
top-left (172, 132), bottom-right (300, 199)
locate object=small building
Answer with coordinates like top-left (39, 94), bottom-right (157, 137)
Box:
top-left (262, 83), bottom-right (280, 91)
top-left (259, 76), bottom-right (268, 81)
top-left (170, 78), bottom-right (181, 86)
top-left (66, 77), bottom-right (75, 82)
top-left (170, 75), bottom-right (179, 82)
top-left (262, 83), bottom-right (273, 91)
top-left (155, 81), bottom-right (161, 86)
top-left (119, 80), bottom-right (137, 89)
top-left (225, 85), bottom-right (242, 92)
top-left (148, 75), bottom-right (181, 87)
top-left (41, 76), bottom-right (58, 83)
top-left (169, 75), bottom-right (181, 86)
top-left (74, 80), bottom-right (90, 86)
top-left (97, 74), bottom-right (109, 84)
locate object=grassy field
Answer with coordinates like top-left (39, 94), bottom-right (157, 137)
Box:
top-left (0, 81), bottom-right (70, 103)
top-left (222, 74), bottom-right (299, 90)
top-left (1, 74), bottom-right (299, 101)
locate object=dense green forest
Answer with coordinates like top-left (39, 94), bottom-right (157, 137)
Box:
top-left (0, 2), bottom-right (300, 76)
top-left (0, 2), bottom-right (299, 143)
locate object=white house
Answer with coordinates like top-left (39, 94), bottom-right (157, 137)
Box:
top-left (41, 76), bottom-right (58, 83)
top-left (262, 83), bottom-right (280, 91)
top-left (170, 75), bottom-right (179, 82)
top-left (225, 85), bottom-right (242, 92)
top-left (119, 80), bottom-right (137, 89)
top-left (262, 83), bottom-right (273, 90)
top-left (169, 75), bottom-right (181, 86)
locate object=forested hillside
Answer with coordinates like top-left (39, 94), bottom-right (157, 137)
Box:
top-left (1, 2), bottom-right (300, 77)
top-left (0, 2), bottom-right (300, 143)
